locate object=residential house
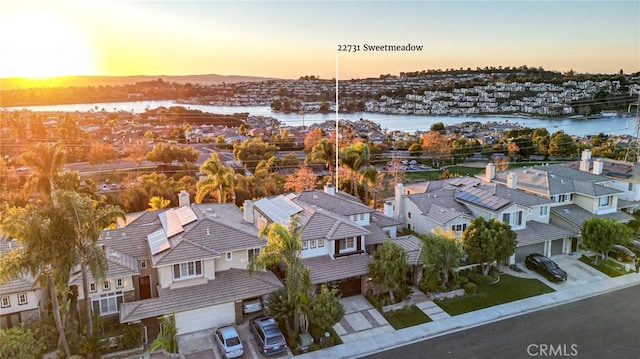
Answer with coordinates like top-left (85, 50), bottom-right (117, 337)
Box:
top-left (246, 184), bottom-right (401, 297)
top-left (0, 238), bottom-right (48, 330)
top-left (565, 150), bottom-right (640, 211)
top-left (488, 159), bottom-right (634, 250)
top-left (74, 190), bottom-right (283, 339)
top-left (392, 175), bottom-right (577, 264)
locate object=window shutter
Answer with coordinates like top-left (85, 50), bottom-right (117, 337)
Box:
top-left (196, 261), bottom-right (202, 275)
top-left (173, 264), bottom-right (180, 279)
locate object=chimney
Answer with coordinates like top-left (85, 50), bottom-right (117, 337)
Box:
top-left (383, 201), bottom-right (394, 218)
top-left (579, 149), bottom-right (591, 172)
top-left (243, 199), bottom-right (254, 223)
top-left (324, 182), bottom-right (335, 196)
top-left (178, 190), bottom-right (190, 207)
top-left (506, 172), bottom-right (517, 189)
top-left (394, 183), bottom-right (405, 220)
top-left (592, 159), bottom-right (604, 175)
top-left (485, 163), bottom-right (495, 182)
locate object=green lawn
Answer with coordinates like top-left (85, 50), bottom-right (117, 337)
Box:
top-left (382, 305), bottom-right (432, 329)
top-left (435, 274), bottom-right (554, 316)
top-left (578, 255), bottom-right (628, 277)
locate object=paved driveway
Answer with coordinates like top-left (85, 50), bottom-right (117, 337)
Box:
top-left (333, 295), bottom-right (394, 343)
top-left (517, 253), bottom-right (611, 290)
top-left (176, 312), bottom-right (289, 359)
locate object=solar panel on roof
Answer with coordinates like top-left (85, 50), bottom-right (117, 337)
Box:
top-left (271, 195), bottom-right (303, 216)
top-left (254, 197), bottom-right (292, 224)
top-left (159, 209), bottom-right (184, 238)
top-left (455, 187), bottom-right (510, 210)
top-left (175, 206), bottom-right (198, 226)
top-left (147, 229), bottom-right (170, 255)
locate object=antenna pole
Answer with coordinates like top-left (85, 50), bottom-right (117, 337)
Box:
top-left (335, 53), bottom-right (339, 189)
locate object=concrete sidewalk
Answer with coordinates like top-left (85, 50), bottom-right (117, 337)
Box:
top-left (299, 259), bottom-right (640, 359)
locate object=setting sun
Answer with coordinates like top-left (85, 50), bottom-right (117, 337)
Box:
top-left (0, 7), bottom-right (96, 79)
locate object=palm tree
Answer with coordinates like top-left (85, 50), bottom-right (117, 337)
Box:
top-left (195, 153), bottom-right (236, 203)
top-left (21, 142), bottom-right (66, 203)
top-left (310, 138), bottom-right (335, 183)
top-left (359, 166), bottom-right (380, 206)
top-left (148, 196), bottom-right (171, 210)
top-left (1, 205), bottom-right (75, 357)
top-left (340, 142), bottom-right (370, 195)
top-left (248, 218), bottom-right (310, 334)
top-left (54, 191), bottom-right (125, 345)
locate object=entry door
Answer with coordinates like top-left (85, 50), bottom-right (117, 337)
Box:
top-left (139, 276), bottom-right (151, 299)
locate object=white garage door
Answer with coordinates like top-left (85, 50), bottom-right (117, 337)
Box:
top-left (550, 238), bottom-right (564, 256)
top-left (175, 302), bottom-right (235, 335)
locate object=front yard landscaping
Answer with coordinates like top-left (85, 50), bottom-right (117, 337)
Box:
top-left (382, 305), bottom-right (432, 330)
top-left (435, 274), bottom-right (554, 316)
top-left (578, 255), bottom-right (629, 277)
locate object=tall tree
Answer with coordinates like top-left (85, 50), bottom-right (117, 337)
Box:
top-left (582, 218), bottom-right (633, 264)
top-left (340, 142), bottom-right (370, 194)
top-left (422, 131), bottom-right (451, 168)
top-left (367, 240), bottom-right (410, 304)
top-left (310, 138), bottom-right (336, 183)
top-left (1, 205), bottom-right (75, 357)
top-left (307, 285), bottom-right (345, 332)
top-left (420, 229), bottom-right (464, 290)
top-left (462, 217), bottom-right (517, 276)
top-left (248, 218), bottom-right (310, 334)
top-left (195, 153), bottom-right (236, 204)
top-left (284, 166), bottom-right (318, 192)
top-left (21, 142), bottom-right (66, 203)
top-left (54, 190), bottom-right (125, 350)
top-left (549, 130), bottom-right (577, 159)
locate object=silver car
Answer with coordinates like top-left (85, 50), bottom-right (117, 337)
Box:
top-left (243, 297), bottom-right (263, 314)
top-left (214, 325), bottom-right (243, 359)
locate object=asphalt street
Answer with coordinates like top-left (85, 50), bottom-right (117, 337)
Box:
top-left (367, 283), bottom-right (640, 359)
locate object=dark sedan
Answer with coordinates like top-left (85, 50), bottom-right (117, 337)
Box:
top-left (525, 253), bottom-right (567, 282)
top-left (624, 240), bottom-right (640, 257)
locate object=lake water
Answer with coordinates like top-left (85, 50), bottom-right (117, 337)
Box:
top-left (3, 100), bottom-right (636, 136)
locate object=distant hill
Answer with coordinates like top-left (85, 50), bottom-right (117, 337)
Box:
top-left (0, 74), bottom-right (280, 90)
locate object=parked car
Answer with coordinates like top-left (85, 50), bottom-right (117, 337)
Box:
top-left (243, 297), bottom-right (263, 314)
top-left (524, 253), bottom-right (567, 282)
top-left (250, 316), bottom-right (287, 356)
top-left (608, 244), bottom-right (637, 262)
top-left (214, 325), bottom-right (243, 359)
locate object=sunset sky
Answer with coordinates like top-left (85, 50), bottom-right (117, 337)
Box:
top-left (0, 1), bottom-right (638, 80)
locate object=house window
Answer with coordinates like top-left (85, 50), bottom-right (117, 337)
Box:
top-left (539, 206), bottom-right (548, 216)
top-left (139, 260), bottom-right (147, 269)
top-left (502, 211), bottom-right (523, 226)
top-left (103, 281), bottom-right (111, 291)
top-left (302, 240), bottom-right (308, 250)
top-left (90, 283), bottom-right (97, 293)
top-left (339, 238), bottom-right (356, 253)
top-left (629, 183), bottom-right (634, 191)
top-left (351, 215), bottom-right (357, 222)
top-left (310, 239), bottom-right (316, 249)
top-left (1, 296), bottom-right (9, 308)
top-left (173, 261), bottom-right (203, 280)
top-left (92, 292), bottom-right (124, 316)
top-left (359, 214), bottom-right (364, 220)
top-left (554, 194), bottom-right (573, 203)
top-left (248, 248), bottom-right (260, 261)
top-left (599, 196), bottom-right (611, 208)
top-left (226, 252), bottom-right (232, 261)
top-left (451, 224), bottom-right (467, 232)
top-left (17, 293), bottom-right (27, 305)
top-left (318, 238), bottom-right (324, 247)
top-left (408, 212), bottom-right (412, 218)
top-left (116, 278), bottom-right (124, 289)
